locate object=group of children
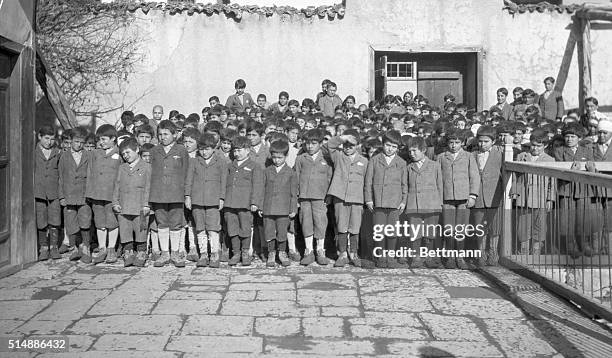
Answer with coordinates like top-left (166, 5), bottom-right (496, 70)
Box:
top-left (34, 77), bottom-right (612, 269)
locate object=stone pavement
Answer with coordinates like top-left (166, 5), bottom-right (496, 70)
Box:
top-left (0, 258), bottom-right (605, 357)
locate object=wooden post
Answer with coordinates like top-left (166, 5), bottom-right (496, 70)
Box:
top-left (501, 138), bottom-right (515, 258)
top-left (554, 19), bottom-right (578, 93)
top-left (577, 18), bottom-right (592, 114)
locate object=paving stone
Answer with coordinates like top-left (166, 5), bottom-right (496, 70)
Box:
top-left (0, 300), bottom-right (52, 320)
top-left (78, 274), bottom-right (130, 289)
top-left (0, 288), bottom-right (40, 300)
top-left (166, 335), bottom-right (262, 353)
top-left (321, 307), bottom-right (361, 317)
top-left (38, 352), bottom-right (180, 358)
top-left (0, 319), bottom-right (25, 334)
top-left (162, 290), bottom-right (223, 300)
top-left (265, 338), bottom-right (375, 355)
top-left (88, 296), bottom-right (156, 315)
top-left (224, 291), bottom-right (257, 301)
top-left (13, 320), bottom-right (73, 335)
top-left (255, 317), bottom-right (301, 336)
top-left (176, 285), bottom-right (227, 292)
top-left (359, 276), bottom-right (449, 298)
top-left (229, 282), bottom-right (295, 291)
top-left (221, 300), bottom-right (319, 317)
top-left (485, 319), bottom-right (558, 357)
top-left (387, 341), bottom-right (504, 357)
top-left (182, 315), bottom-right (253, 336)
top-left (232, 274), bottom-right (293, 283)
top-left (178, 279), bottom-right (230, 286)
top-left (256, 290), bottom-right (296, 301)
top-left (427, 270), bottom-right (489, 287)
top-left (34, 290), bottom-right (108, 320)
top-left (302, 317), bottom-right (344, 338)
top-left (419, 313), bottom-right (487, 341)
top-left (65, 334), bottom-right (95, 352)
top-left (430, 298), bottom-right (524, 319)
top-left (92, 334), bottom-right (169, 351)
top-left (297, 289), bottom-right (359, 306)
top-left (152, 299), bottom-right (220, 315)
top-left (296, 274), bottom-right (356, 289)
top-left (361, 295), bottom-right (434, 312)
top-left (350, 323), bottom-right (429, 339)
top-left (69, 315), bottom-right (183, 335)
top-left (350, 312), bottom-right (422, 326)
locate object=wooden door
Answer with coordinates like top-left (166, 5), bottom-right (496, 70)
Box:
top-left (0, 52), bottom-right (11, 268)
top-left (417, 71), bottom-right (463, 109)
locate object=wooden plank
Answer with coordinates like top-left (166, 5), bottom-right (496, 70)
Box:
top-left (368, 46), bottom-right (375, 102)
top-left (21, 46), bottom-right (36, 264)
top-left (500, 257), bottom-right (612, 321)
top-left (35, 52), bottom-right (77, 129)
top-left (518, 161), bottom-right (612, 172)
top-left (505, 161), bottom-right (612, 188)
top-left (8, 48), bottom-right (22, 267)
top-left (577, 18), bottom-right (592, 114)
top-left (554, 21), bottom-right (578, 93)
top-left (510, 255), bottom-right (612, 267)
top-left (417, 71), bottom-right (461, 80)
top-left (501, 143), bottom-right (514, 257)
top-left (579, 9), bottom-right (612, 22)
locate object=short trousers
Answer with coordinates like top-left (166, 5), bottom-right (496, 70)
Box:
top-left (224, 208), bottom-right (253, 238)
top-left (35, 198), bottom-right (61, 230)
top-left (442, 200), bottom-right (470, 234)
top-left (193, 205), bottom-right (221, 232)
top-left (64, 204), bottom-right (92, 235)
top-left (263, 215), bottom-right (289, 242)
top-left (118, 214), bottom-right (147, 243)
top-left (91, 199), bottom-right (119, 230)
top-left (333, 197), bottom-right (363, 235)
top-left (152, 203), bottom-right (185, 230)
top-left (299, 199), bottom-right (327, 239)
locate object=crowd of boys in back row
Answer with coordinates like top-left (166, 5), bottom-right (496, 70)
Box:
top-left (34, 77), bottom-right (612, 270)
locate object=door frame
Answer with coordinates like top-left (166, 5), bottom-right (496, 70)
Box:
top-left (368, 45), bottom-right (484, 110)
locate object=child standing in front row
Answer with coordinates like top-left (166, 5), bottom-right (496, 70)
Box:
top-left (182, 128), bottom-right (201, 262)
top-left (261, 140), bottom-right (298, 267)
top-left (86, 124), bottom-right (122, 264)
top-left (326, 129), bottom-right (368, 267)
top-left (364, 130), bottom-right (407, 269)
top-left (185, 133), bottom-right (228, 268)
top-left (112, 138), bottom-right (151, 267)
top-left (224, 136), bottom-right (264, 266)
top-left (437, 128), bottom-right (480, 269)
top-left (295, 129), bottom-right (332, 265)
top-left (149, 120), bottom-right (190, 267)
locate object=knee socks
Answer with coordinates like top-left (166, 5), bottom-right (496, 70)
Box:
top-left (108, 228), bottom-right (118, 249)
top-left (209, 231), bottom-right (220, 253)
top-left (287, 232), bottom-right (296, 253)
top-left (197, 231), bottom-right (209, 255)
top-left (158, 228), bottom-right (170, 252)
top-left (97, 229), bottom-right (107, 249)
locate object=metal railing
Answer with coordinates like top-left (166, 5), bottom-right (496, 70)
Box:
top-left (501, 146), bottom-right (612, 320)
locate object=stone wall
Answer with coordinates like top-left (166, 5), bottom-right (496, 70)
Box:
top-left (92, 0), bottom-right (612, 124)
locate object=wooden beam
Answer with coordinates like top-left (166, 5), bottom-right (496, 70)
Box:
top-left (505, 161), bottom-right (612, 188)
top-left (35, 52), bottom-right (78, 129)
top-left (554, 19), bottom-right (578, 93)
top-left (577, 18), bottom-right (592, 114)
top-left (577, 9), bottom-right (612, 21)
top-left (501, 142), bottom-right (514, 258)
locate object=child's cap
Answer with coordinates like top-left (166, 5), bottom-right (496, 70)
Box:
top-left (476, 125), bottom-right (496, 140)
top-left (561, 122), bottom-right (586, 137)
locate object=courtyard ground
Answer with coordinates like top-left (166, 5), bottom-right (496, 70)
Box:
top-left (0, 259), bottom-right (611, 357)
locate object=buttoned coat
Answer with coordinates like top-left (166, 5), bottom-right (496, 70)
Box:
top-left (294, 151), bottom-right (332, 200)
top-left (364, 153), bottom-right (407, 209)
top-left (250, 143), bottom-right (271, 168)
top-left (553, 145), bottom-right (595, 198)
top-left (538, 90), bottom-right (565, 121)
top-left (325, 137), bottom-right (368, 204)
top-left (262, 165), bottom-right (298, 216)
top-left (58, 150), bottom-right (91, 205)
top-left (34, 145), bottom-right (61, 200)
top-left (437, 150), bottom-right (480, 201)
top-left (404, 158), bottom-right (443, 212)
top-left (224, 158), bottom-right (264, 209)
top-left (513, 152), bottom-right (556, 208)
top-left (473, 146), bottom-right (504, 208)
top-left (112, 159), bottom-right (151, 215)
top-left (148, 143), bottom-right (189, 203)
top-left (185, 153), bottom-right (228, 206)
top-left (225, 93), bottom-right (255, 113)
top-left (489, 102), bottom-right (512, 121)
top-left (86, 147), bottom-right (122, 201)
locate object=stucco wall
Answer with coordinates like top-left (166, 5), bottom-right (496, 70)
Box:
top-left (93, 0), bottom-right (612, 125)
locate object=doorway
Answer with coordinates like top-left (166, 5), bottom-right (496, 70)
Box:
top-left (373, 51), bottom-right (479, 111)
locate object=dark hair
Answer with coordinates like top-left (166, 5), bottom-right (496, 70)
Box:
top-left (235, 79), bottom-right (246, 89)
top-left (134, 114), bottom-right (149, 125)
top-left (544, 76), bottom-right (555, 84)
top-left (445, 127), bottom-right (466, 141)
top-left (71, 127), bottom-right (88, 139)
top-left (169, 110), bottom-right (180, 120)
top-left (407, 136), bottom-right (427, 151)
top-left (279, 91), bottom-right (289, 100)
top-left (561, 122), bottom-right (586, 138)
top-left (476, 125), bottom-right (496, 140)
top-left (288, 99), bottom-right (300, 108)
top-left (140, 143), bottom-right (154, 153)
top-left (246, 121), bottom-right (265, 136)
top-left (382, 130), bottom-right (402, 146)
top-left (585, 96), bottom-right (598, 106)
top-left (257, 94), bottom-right (267, 101)
top-left (182, 127), bottom-right (200, 141)
top-left (269, 139), bottom-right (289, 156)
top-left (497, 87), bottom-right (508, 96)
top-left (343, 128), bottom-right (361, 144)
top-left (119, 137), bottom-right (138, 152)
top-left (220, 128), bottom-right (237, 142)
top-left (513, 87), bottom-right (524, 94)
top-left (38, 124), bottom-right (56, 137)
top-left (198, 132), bottom-right (217, 149)
top-left (209, 96), bottom-right (220, 103)
top-left (96, 124), bottom-right (117, 139)
top-left (327, 81), bottom-right (337, 89)
top-left (121, 111), bottom-right (134, 127)
top-left (530, 128), bottom-right (549, 144)
top-left (364, 137), bottom-right (382, 150)
top-left (232, 136), bottom-right (250, 149)
top-left (158, 120), bottom-right (177, 134)
top-left (303, 128), bottom-right (324, 143)
top-left (85, 133), bottom-right (97, 144)
top-left (135, 124), bottom-right (154, 137)
top-left (204, 121), bottom-right (222, 134)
